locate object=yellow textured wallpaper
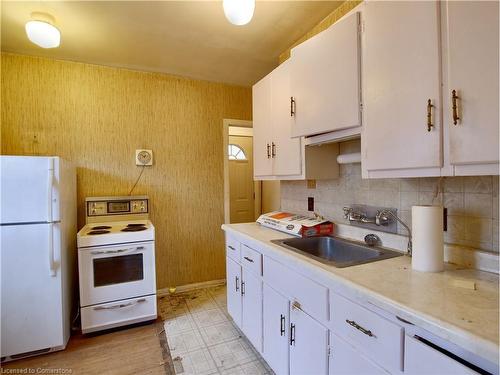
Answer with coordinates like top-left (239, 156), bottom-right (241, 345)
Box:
top-left (1, 52), bottom-right (252, 289)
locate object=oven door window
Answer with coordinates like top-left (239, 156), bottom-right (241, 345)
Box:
top-left (93, 254), bottom-right (144, 287)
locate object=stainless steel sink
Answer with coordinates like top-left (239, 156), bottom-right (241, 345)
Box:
top-left (271, 236), bottom-right (403, 268)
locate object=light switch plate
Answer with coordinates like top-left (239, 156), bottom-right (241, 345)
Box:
top-left (135, 149), bottom-right (153, 166)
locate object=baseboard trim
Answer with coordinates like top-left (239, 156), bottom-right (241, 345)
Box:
top-left (157, 279), bottom-right (226, 297)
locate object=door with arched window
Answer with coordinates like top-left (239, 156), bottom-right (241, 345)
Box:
top-left (228, 135), bottom-right (255, 223)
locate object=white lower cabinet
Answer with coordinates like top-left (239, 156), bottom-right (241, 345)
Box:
top-left (290, 306), bottom-right (329, 375)
top-left (263, 284), bottom-right (290, 375)
top-left (226, 257), bottom-right (242, 327)
top-left (329, 332), bottom-right (386, 375)
top-left (405, 335), bottom-right (480, 375)
top-left (241, 268), bottom-right (263, 352)
top-left (225, 234), bottom-right (493, 375)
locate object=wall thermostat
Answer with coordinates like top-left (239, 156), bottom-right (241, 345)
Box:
top-left (135, 149), bottom-right (153, 166)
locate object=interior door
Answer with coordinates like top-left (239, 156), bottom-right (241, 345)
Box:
top-left (253, 76), bottom-right (273, 177)
top-left (446, 1), bottom-right (499, 166)
top-left (229, 135), bottom-right (255, 223)
top-left (291, 12), bottom-right (361, 137)
top-left (290, 306), bottom-right (329, 375)
top-left (0, 156), bottom-right (55, 224)
top-left (263, 284), bottom-right (290, 375)
top-left (363, 1), bottom-right (442, 172)
top-left (226, 257), bottom-right (242, 327)
top-left (271, 60), bottom-right (302, 176)
top-left (241, 268), bottom-right (263, 352)
top-left (1, 223), bottom-right (63, 357)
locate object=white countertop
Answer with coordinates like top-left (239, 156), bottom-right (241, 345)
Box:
top-left (222, 222), bottom-right (499, 366)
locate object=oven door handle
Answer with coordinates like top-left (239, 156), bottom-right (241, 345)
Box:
top-left (90, 246), bottom-right (145, 255)
top-left (93, 298), bottom-right (146, 311)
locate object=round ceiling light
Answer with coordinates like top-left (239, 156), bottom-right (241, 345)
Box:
top-left (223, 0), bottom-right (255, 26)
top-left (25, 20), bottom-right (61, 48)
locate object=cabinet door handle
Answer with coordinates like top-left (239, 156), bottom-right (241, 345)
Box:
top-left (280, 314), bottom-right (286, 336)
top-left (243, 256), bottom-right (254, 263)
top-left (266, 143), bottom-right (271, 159)
top-left (241, 280), bottom-right (245, 296)
top-left (235, 276), bottom-right (239, 292)
top-left (290, 97), bottom-right (295, 117)
top-left (271, 142), bottom-right (276, 158)
top-left (290, 323), bottom-right (296, 345)
top-left (452, 89), bottom-right (460, 125)
top-left (427, 99), bottom-right (434, 132)
top-left (346, 319), bottom-right (374, 337)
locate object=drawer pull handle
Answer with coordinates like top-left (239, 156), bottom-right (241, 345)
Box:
top-left (235, 276), bottom-right (239, 292)
top-left (290, 323), bottom-right (296, 345)
top-left (346, 319), bottom-right (374, 337)
top-left (243, 256), bottom-right (254, 263)
top-left (228, 245), bottom-right (236, 251)
top-left (280, 314), bottom-right (285, 336)
top-left (427, 99), bottom-right (434, 132)
top-left (94, 298), bottom-right (146, 311)
top-left (291, 300), bottom-right (302, 311)
top-left (452, 89), bottom-right (460, 125)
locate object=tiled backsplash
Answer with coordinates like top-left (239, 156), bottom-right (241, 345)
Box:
top-left (281, 140), bottom-right (499, 253)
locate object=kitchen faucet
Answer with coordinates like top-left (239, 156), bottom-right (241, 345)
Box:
top-left (376, 209), bottom-right (412, 256)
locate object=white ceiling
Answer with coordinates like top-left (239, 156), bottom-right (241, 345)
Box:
top-left (1, 1), bottom-right (342, 86)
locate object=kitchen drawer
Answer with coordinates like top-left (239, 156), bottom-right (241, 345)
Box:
top-left (263, 256), bottom-right (328, 322)
top-left (405, 335), bottom-right (480, 375)
top-left (331, 292), bottom-right (403, 373)
top-left (226, 236), bottom-right (240, 262)
top-left (241, 244), bottom-right (262, 275)
top-left (81, 294), bottom-right (157, 334)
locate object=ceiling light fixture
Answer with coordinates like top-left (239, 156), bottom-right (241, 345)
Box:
top-left (223, 0), bottom-right (255, 26)
top-left (25, 13), bottom-right (60, 48)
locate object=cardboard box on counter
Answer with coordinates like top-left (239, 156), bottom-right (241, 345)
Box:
top-left (257, 211), bottom-right (334, 237)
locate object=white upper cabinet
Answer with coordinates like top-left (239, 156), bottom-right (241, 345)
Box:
top-left (290, 12), bottom-right (361, 138)
top-left (253, 76), bottom-right (274, 177)
top-left (271, 60), bottom-right (302, 176)
top-left (253, 60), bottom-right (302, 178)
top-left (253, 60), bottom-right (339, 181)
top-left (362, 1), bottom-right (442, 174)
top-left (444, 1), bottom-right (499, 174)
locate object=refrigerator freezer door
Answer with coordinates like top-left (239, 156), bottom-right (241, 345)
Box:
top-left (1, 223), bottom-right (65, 357)
top-left (1, 156), bottom-right (59, 224)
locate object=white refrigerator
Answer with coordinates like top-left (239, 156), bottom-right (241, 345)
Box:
top-left (1, 156), bottom-right (76, 360)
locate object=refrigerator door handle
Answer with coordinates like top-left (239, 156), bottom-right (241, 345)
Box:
top-left (48, 223), bottom-right (56, 277)
top-left (47, 158), bottom-right (54, 222)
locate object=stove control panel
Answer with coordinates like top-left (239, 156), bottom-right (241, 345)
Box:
top-left (86, 196), bottom-right (149, 217)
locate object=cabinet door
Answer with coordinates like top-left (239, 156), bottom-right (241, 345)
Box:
top-left (329, 332), bottom-right (385, 375)
top-left (363, 1), bottom-right (442, 172)
top-left (405, 335), bottom-right (479, 374)
top-left (290, 307), bottom-right (329, 375)
top-left (241, 268), bottom-right (263, 352)
top-left (291, 12), bottom-right (361, 138)
top-left (271, 60), bottom-right (302, 176)
top-left (446, 1), bottom-right (499, 167)
top-left (226, 257), bottom-right (242, 328)
top-left (263, 284), bottom-right (289, 375)
top-left (253, 75), bottom-right (273, 177)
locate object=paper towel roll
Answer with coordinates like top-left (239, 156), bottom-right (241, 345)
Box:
top-left (411, 205), bottom-right (444, 272)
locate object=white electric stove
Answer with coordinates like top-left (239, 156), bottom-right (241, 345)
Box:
top-left (77, 196), bottom-right (157, 334)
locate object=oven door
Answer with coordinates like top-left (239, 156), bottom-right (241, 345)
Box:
top-left (78, 241), bottom-right (156, 307)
